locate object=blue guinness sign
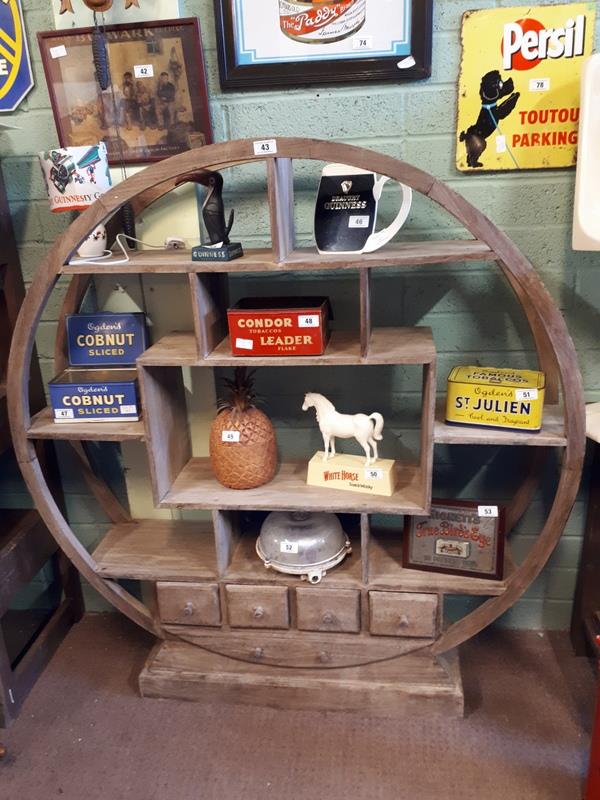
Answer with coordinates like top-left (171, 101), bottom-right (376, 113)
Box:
top-left (0, 0), bottom-right (33, 112)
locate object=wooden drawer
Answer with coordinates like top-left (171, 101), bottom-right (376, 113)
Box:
top-left (225, 585), bottom-right (289, 629)
top-left (369, 591), bottom-right (438, 638)
top-left (157, 582), bottom-right (221, 627)
top-left (296, 588), bottom-right (360, 633)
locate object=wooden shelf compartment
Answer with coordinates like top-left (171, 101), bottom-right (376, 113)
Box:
top-left (224, 523), bottom-right (363, 588)
top-left (59, 240), bottom-right (496, 276)
top-left (433, 405), bottom-right (566, 447)
top-left (139, 335), bottom-right (436, 519)
top-left (367, 529), bottom-right (513, 597)
top-left (26, 407), bottom-right (146, 442)
top-left (158, 457), bottom-right (429, 515)
top-left (92, 519), bottom-right (217, 581)
top-left (138, 326), bottom-right (436, 367)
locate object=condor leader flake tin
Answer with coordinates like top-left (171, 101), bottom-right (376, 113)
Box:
top-left (66, 312), bottom-right (148, 367)
top-left (446, 366), bottom-right (545, 432)
top-left (227, 297), bottom-right (331, 357)
top-left (49, 369), bottom-right (139, 423)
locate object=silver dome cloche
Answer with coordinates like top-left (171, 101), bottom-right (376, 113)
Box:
top-left (256, 511), bottom-right (351, 584)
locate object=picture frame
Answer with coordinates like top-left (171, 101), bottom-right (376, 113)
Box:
top-left (38, 18), bottom-right (213, 165)
top-left (403, 499), bottom-right (505, 581)
top-left (214, 0), bottom-right (433, 90)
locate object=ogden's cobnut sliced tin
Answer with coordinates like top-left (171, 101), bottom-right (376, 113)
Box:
top-left (49, 368), bottom-right (140, 424)
top-left (66, 312), bottom-right (148, 367)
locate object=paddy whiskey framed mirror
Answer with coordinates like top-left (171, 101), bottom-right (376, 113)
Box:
top-left (214, 0), bottom-right (433, 90)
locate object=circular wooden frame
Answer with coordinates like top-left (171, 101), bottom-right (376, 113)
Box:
top-left (7, 138), bottom-right (585, 655)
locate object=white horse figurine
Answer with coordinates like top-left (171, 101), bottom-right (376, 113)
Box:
top-left (302, 392), bottom-right (384, 466)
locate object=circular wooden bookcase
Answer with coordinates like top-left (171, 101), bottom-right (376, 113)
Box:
top-left (7, 138), bottom-right (585, 680)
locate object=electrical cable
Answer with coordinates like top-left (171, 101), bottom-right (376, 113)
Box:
top-left (67, 233), bottom-right (175, 267)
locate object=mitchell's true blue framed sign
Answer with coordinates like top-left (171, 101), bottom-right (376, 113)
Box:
top-left (214, 0), bottom-right (432, 89)
top-left (0, 0), bottom-right (34, 112)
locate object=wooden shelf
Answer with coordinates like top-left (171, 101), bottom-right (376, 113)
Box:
top-left (285, 241), bottom-right (494, 269)
top-left (160, 457), bottom-right (427, 515)
top-left (225, 530), bottom-right (363, 588)
top-left (433, 405), bottom-right (566, 447)
top-left (92, 520), bottom-right (217, 581)
top-left (61, 240), bottom-right (495, 275)
top-left (138, 327), bottom-right (436, 367)
top-left (27, 407), bottom-right (146, 442)
top-left (136, 331), bottom-right (199, 366)
top-left (368, 530), bottom-right (513, 596)
top-left (90, 518), bottom-right (510, 596)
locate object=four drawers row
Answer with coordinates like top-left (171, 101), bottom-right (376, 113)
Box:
top-left (157, 582), bottom-right (439, 638)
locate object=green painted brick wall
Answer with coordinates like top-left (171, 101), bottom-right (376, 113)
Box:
top-left (1, 0), bottom-right (598, 627)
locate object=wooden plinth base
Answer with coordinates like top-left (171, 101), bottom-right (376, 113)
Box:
top-left (139, 641), bottom-right (464, 717)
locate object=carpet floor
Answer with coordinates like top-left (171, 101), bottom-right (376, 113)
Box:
top-left (0, 614), bottom-right (595, 800)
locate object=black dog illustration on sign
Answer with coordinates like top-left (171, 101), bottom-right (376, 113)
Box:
top-left (460, 70), bottom-right (520, 168)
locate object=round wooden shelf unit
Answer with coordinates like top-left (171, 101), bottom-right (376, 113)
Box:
top-left (7, 139), bottom-right (585, 693)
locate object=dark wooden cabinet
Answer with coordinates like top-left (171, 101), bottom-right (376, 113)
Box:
top-left (0, 163), bottom-right (83, 727)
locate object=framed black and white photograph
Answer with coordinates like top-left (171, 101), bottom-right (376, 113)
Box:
top-left (214, 0), bottom-right (433, 90)
top-left (403, 499), bottom-right (506, 581)
top-left (38, 18), bottom-right (213, 165)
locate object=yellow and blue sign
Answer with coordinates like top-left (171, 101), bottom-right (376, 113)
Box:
top-left (456, 3), bottom-right (596, 171)
top-left (0, 0), bottom-right (33, 112)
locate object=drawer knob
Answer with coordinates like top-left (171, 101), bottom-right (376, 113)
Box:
top-left (253, 606), bottom-right (265, 620)
top-left (322, 611), bottom-right (336, 625)
top-left (398, 614), bottom-right (410, 628)
top-left (183, 602), bottom-right (194, 616)
top-left (252, 647), bottom-right (264, 660)
top-left (318, 651), bottom-right (332, 664)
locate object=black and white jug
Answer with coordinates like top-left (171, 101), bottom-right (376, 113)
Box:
top-left (314, 163), bottom-right (412, 255)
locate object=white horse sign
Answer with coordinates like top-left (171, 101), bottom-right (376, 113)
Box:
top-left (302, 392), bottom-right (384, 466)
top-left (302, 392), bottom-right (397, 498)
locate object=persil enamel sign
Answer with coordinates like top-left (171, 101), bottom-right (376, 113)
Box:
top-left (0, 0), bottom-right (33, 112)
top-left (456, 3), bottom-right (595, 172)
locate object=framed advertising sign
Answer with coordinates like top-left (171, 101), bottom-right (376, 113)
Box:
top-left (403, 500), bottom-right (505, 581)
top-left (38, 19), bottom-right (212, 165)
top-left (456, 3), bottom-right (595, 172)
top-left (214, 0), bottom-right (433, 90)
